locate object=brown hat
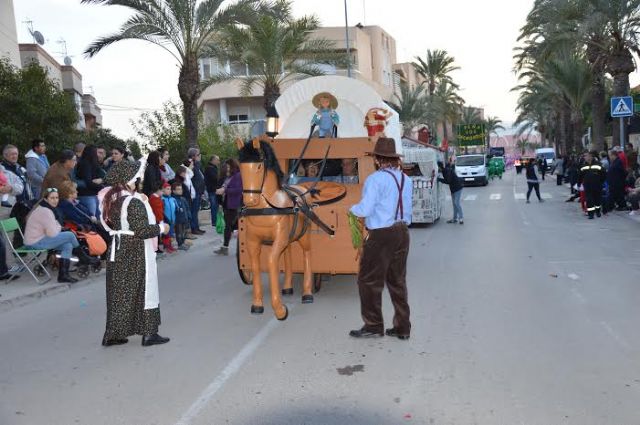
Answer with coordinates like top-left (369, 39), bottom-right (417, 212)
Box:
top-left (366, 137), bottom-right (402, 158)
top-left (312, 92), bottom-right (338, 109)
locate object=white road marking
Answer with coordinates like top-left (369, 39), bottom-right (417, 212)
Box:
top-left (174, 317), bottom-right (281, 425)
top-left (490, 193), bottom-right (502, 200)
top-left (600, 321), bottom-right (630, 349)
top-left (541, 193), bottom-right (552, 199)
top-left (568, 273), bottom-right (580, 281)
top-left (463, 194), bottom-right (477, 201)
top-left (570, 287), bottom-right (587, 305)
top-left (514, 193), bottom-right (525, 200)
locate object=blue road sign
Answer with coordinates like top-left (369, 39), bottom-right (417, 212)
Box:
top-left (611, 96), bottom-right (634, 117)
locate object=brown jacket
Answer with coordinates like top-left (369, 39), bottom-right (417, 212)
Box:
top-left (41, 162), bottom-right (73, 199)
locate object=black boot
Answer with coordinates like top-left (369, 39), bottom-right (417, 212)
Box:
top-left (73, 247), bottom-right (101, 267)
top-left (142, 333), bottom-right (170, 346)
top-left (57, 258), bottom-right (78, 283)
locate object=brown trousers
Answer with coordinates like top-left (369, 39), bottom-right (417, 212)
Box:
top-left (357, 222), bottom-right (411, 334)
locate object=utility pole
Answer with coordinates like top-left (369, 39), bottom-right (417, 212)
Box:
top-left (344, 0), bottom-right (352, 78)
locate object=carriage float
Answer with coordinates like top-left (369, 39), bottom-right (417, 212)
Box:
top-left (235, 76), bottom-right (403, 319)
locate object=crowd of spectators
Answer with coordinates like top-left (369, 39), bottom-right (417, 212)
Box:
top-left (0, 139), bottom-right (239, 281)
top-left (558, 143), bottom-right (640, 217)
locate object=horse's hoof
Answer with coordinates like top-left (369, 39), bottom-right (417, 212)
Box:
top-left (282, 288), bottom-right (294, 296)
top-left (277, 305), bottom-right (289, 321)
top-left (251, 305), bottom-right (264, 314)
top-left (301, 295), bottom-right (314, 304)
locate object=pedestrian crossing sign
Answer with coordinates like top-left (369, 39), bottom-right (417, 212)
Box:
top-left (611, 96), bottom-right (634, 117)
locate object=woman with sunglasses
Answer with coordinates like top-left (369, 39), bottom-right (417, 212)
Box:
top-left (23, 188), bottom-right (100, 283)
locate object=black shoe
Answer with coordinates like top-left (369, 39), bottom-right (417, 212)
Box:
top-left (57, 258), bottom-right (78, 283)
top-left (0, 273), bottom-right (19, 282)
top-left (192, 229), bottom-right (205, 235)
top-left (459, 220), bottom-right (464, 225)
top-left (102, 337), bottom-right (128, 346)
top-left (141, 334), bottom-right (170, 346)
top-left (73, 247), bottom-right (100, 267)
top-left (446, 219), bottom-right (457, 224)
top-left (596, 210), bottom-right (602, 217)
top-left (349, 328), bottom-right (383, 338)
top-left (385, 328), bottom-right (410, 340)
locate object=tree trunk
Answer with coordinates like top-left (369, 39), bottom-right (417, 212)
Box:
top-left (178, 54), bottom-right (201, 149)
top-left (607, 48), bottom-right (634, 148)
top-left (587, 37), bottom-right (606, 152)
top-left (263, 81), bottom-right (281, 112)
top-left (590, 74), bottom-right (606, 151)
top-left (573, 113), bottom-right (583, 154)
top-left (559, 109), bottom-right (568, 154)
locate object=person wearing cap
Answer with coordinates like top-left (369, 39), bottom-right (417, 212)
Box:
top-left (99, 160), bottom-right (171, 347)
top-left (311, 92), bottom-right (340, 138)
top-left (349, 137), bottom-right (413, 340)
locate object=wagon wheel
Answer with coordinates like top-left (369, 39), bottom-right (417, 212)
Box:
top-left (312, 273), bottom-right (322, 294)
top-left (236, 238), bottom-right (252, 285)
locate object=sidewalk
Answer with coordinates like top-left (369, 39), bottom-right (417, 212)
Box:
top-left (0, 216), bottom-right (224, 312)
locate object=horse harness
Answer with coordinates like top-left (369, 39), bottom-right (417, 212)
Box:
top-left (239, 158), bottom-right (335, 244)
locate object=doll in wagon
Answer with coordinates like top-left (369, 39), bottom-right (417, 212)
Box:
top-left (311, 92), bottom-right (340, 138)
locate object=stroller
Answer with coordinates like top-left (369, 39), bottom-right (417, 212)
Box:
top-left (63, 222), bottom-right (107, 278)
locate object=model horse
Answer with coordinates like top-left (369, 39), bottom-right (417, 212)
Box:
top-left (236, 137), bottom-right (345, 320)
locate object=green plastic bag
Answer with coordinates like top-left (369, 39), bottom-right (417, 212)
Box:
top-left (215, 209), bottom-right (225, 234)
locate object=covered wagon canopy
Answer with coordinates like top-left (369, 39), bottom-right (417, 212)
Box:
top-left (274, 75), bottom-right (402, 154)
top-left (402, 137), bottom-right (444, 177)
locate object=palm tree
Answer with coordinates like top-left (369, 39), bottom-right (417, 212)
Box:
top-left (432, 81), bottom-right (464, 142)
top-left (412, 49), bottom-right (460, 95)
top-left (205, 0), bottom-right (341, 111)
top-left (81, 0), bottom-right (258, 149)
top-left (459, 107), bottom-right (481, 126)
top-left (388, 83), bottom-right (432, 136)
top-left (484, 116), bottom-right (505, 149)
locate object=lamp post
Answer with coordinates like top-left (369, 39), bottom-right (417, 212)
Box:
top-left (344, 0), bottom-right (352, 78)
top-left (265, 105), bottom-right (280, 138)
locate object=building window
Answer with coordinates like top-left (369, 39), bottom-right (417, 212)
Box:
top-left (230, 61), bottom-right (247, 76)
top-left (229, 114), bottom-right (249, 123)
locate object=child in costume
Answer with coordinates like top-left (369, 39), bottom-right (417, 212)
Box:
top-left (311, 92), bottom-right (340, 138)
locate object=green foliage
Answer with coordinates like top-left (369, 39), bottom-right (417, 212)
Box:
top-left (204, 0), bottom-right (341, 109)
top-left (71, 127), bottom-right (141, 160)
top-left (0, 58), bottom-right (78, 154)
top-left (131, 100), bottom-right (246, 168)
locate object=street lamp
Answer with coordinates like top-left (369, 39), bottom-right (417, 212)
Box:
top-left (265, 105), bottom-right (279, 138)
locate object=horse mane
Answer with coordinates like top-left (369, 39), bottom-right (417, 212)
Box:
top-left (238, 140), bottom-right (284, 181)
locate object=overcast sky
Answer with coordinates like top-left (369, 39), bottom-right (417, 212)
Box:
top-left (12, 0), bottom-right (640, 140)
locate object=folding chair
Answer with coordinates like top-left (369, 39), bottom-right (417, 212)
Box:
top-left (0, 217), bottom-right (51, 284)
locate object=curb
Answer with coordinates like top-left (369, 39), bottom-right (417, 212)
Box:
top-left (0, 230), bottom-right (223, 313)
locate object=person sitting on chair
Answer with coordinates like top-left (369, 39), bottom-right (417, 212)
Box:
top-left (23, 188), bottom-right (100, 283)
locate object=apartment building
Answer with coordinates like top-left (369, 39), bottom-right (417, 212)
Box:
top-left (19, 43), bottom-right (102, 130)
top-left (198, 25), bottom-right (403, 126)
top-left (0, 0), bottom-right (20, 68)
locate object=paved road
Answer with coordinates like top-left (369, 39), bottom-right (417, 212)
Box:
top-left (1, 170), bottom-right (639, 425)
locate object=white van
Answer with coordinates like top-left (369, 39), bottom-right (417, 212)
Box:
top-left (455, 154), bottom-right (488, 186)
top-left (535, 148), bottom-right (556, 169)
